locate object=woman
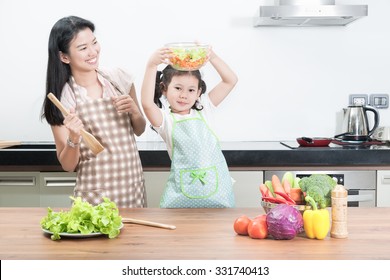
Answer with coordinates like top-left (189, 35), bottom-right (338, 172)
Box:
top-left (41, 16), bottom-right (147, 207)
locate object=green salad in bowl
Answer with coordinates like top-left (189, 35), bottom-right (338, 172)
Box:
top-left (166, 42), bottom-right (209, 71)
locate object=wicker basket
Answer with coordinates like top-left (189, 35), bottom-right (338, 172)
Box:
top-left (261, 200), bottom-right (311, 214)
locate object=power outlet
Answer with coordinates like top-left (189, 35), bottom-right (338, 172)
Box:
top-left (349, 94), bottom-right (368, 106)
top-left (370, 94), bottom-right (389, 109)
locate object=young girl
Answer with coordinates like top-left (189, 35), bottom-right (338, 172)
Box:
top-left (141, 46), bottom-right (238, 208)
top-left (41, 16), bottom-right (147, 207)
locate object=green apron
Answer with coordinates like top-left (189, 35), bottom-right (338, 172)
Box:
top-left (160, 111), bottom-right (235, 208)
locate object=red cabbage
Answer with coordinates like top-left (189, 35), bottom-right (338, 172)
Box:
top-left (266, 204), bottom-right (303, 240)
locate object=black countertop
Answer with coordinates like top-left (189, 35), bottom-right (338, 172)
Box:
top-left (1, 141), bottom-right (390, 171)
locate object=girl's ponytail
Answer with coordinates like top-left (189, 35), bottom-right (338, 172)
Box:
top-left (154, 70), bottom-right (164, 108)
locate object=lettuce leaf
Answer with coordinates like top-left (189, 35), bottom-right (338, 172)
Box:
top-left (40, 197), bottom-right (122, 241)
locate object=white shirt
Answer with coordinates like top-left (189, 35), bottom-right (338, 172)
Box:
top-left (60, 68), bottom-right (135, 110)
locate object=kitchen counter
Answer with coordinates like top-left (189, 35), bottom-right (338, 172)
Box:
top-left (1, 141), bottom-right (390, 171)
top-left (0, 207), bottom-right (389, 260)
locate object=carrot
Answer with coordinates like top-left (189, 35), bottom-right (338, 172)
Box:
top-left (259, 183), bottom-right (270, 198)
top-left (262, 196), bottom-right (288, 204)
top-left (272, 175), bottom-right (286, 195)
top-left (274, 191), bottom-right (296, 205)
top-left (283, 179), bottom-right (291, 195)
top-left (264, 180), bottom-right (276, 197)
top-left (271, 175), bottom-right (288, 202)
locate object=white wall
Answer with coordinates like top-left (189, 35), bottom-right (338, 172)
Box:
top-left (0, 0), bottom-right (388, 142)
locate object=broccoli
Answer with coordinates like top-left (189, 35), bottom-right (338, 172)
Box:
top-left (298, 174), bottom-right (337, 209)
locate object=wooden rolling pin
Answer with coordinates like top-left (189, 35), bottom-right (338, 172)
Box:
top-left (122, 217), bottom-right (176, 230)
top-left (47, 93), bottom-right (104, 155)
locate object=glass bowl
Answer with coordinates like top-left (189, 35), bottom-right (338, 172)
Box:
top-left (165, 42), bottom-right (209, 71)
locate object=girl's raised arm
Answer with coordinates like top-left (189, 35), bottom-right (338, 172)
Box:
top-left (207, 49), bottom-right (238, 107)
top-left (141, 48), bottom-right (170, 127)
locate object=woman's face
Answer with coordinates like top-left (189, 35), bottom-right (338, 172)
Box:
top-left (164, 74), bottom-right (201, 115)
top-left (60, 28), bottom-right (100, 73)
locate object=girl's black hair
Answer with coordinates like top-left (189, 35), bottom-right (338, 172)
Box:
top-left (154, 65), bottom-right (207, 110)
top-left (41, 16), bottom-right (95, 125)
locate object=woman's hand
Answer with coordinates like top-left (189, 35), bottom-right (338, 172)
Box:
top-left (112, 94), bottom-right (139, 115)
top-left (63, 108), bottom-right (83, 143)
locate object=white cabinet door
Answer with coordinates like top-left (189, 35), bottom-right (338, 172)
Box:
top-left (230, 171), bottom-right (263, 208)
top-left (0, 172), bottom-right (40, 207)
top-left (39, 172), bottom-right (76, 207)
top-left (143, 171), bottom-right (170, 207)
top-left (377, 170), bottom-right (390, 207)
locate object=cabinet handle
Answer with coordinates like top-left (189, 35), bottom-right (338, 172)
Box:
top-left (0, 177), bottom-right (36, 186)
top-left (381, 175), bottom-right (390, 185)
top-left (43, 177), bottom-right (76, 188)
top-left (347, 194), bottom-right (374, 202)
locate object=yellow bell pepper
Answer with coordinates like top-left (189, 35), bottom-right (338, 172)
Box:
top-left (303, 196), bottom-right (330, 240)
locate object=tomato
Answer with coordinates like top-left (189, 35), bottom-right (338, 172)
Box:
top-left (233, 215), bottom-right (252, 235)
top-left (253, 214), bottom-right (267, 222)
top-left (247, 217), bottom-right (268, 239)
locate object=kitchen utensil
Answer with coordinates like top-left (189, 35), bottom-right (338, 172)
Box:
top-left (335, 105), bottom-right (379, 142)
top-left (296, 137), bottom-right (332, 147)
top-left (165, 42), bottom-right (209, 71)
top-left (47, 93), bottom-right (104, 155)
top-left (122, 217), bottom-right (176, 230)
top-left (0, 140), bottom-right (21, 149)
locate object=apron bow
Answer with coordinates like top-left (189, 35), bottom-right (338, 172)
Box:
top-left (190, 170), bottom-right (207, 185)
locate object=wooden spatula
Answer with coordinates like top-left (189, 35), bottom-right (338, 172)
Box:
top-left (122, 217), bottom-right (176, 230)
top-left (0, 140), bottom-right (21, 149)
top-left (47, 93), bottom-right (105, 155)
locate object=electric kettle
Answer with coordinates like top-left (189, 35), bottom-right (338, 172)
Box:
top-left (335, 105), bottom-right (380, 142)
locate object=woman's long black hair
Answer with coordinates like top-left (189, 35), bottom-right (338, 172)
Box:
top-left (41, 16), bottom-right (95, 125)
top-left (154, 65), bottom-right (207, 110)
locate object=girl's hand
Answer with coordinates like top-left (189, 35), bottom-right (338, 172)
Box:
top-left (112, 94), bottom-right (138, 114)
top-left (206, 46), bottom-right (216, 62)
top-left (147, 47), bottom-right (172, 67)
top-left (63, 108), bottom-right (83, 143)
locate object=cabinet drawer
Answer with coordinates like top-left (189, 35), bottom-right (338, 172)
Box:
top-left (39, 172), bottom-right (76, 207)
top-left (0, 172), bottom-right (40, 207)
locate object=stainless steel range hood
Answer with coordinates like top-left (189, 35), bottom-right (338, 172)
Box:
top-left (254, 0), bottom-right (368, 27)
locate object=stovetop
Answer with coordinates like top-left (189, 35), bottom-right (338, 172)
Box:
top-left (280, 140), bottom-right (390, 150)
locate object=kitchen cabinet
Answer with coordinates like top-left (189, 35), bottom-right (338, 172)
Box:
top-left (377, 170), bottom-right (390, 207)
top-left (230, 171), bottom-right (263, 207)
top-left (0, 172), bottom-right (40, 207)
top-left (143, 171), bottom-right (263, 208)
top-left (143, 171), bottom-right (170, 207)
top-left (39, 172), bottom-right (76, 207)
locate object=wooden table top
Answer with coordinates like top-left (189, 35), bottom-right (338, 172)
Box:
top-left (0, 207), bottom-right (389, 260)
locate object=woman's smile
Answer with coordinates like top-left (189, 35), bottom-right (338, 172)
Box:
top-left (86, 57), bottom-right (98, 65)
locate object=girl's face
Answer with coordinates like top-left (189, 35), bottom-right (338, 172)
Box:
top-left (163, 75), bottom-right (201, 115)
top-left (60, 28), bottom-right (100, 73)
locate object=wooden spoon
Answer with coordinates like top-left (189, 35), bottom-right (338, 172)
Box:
top-left (47, 93), bottom-right (105, 155)
top-left (121, 217), bottom-right (176, 230)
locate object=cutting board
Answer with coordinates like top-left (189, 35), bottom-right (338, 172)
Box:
top-left (0, 140), bottom-right (22, 149)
